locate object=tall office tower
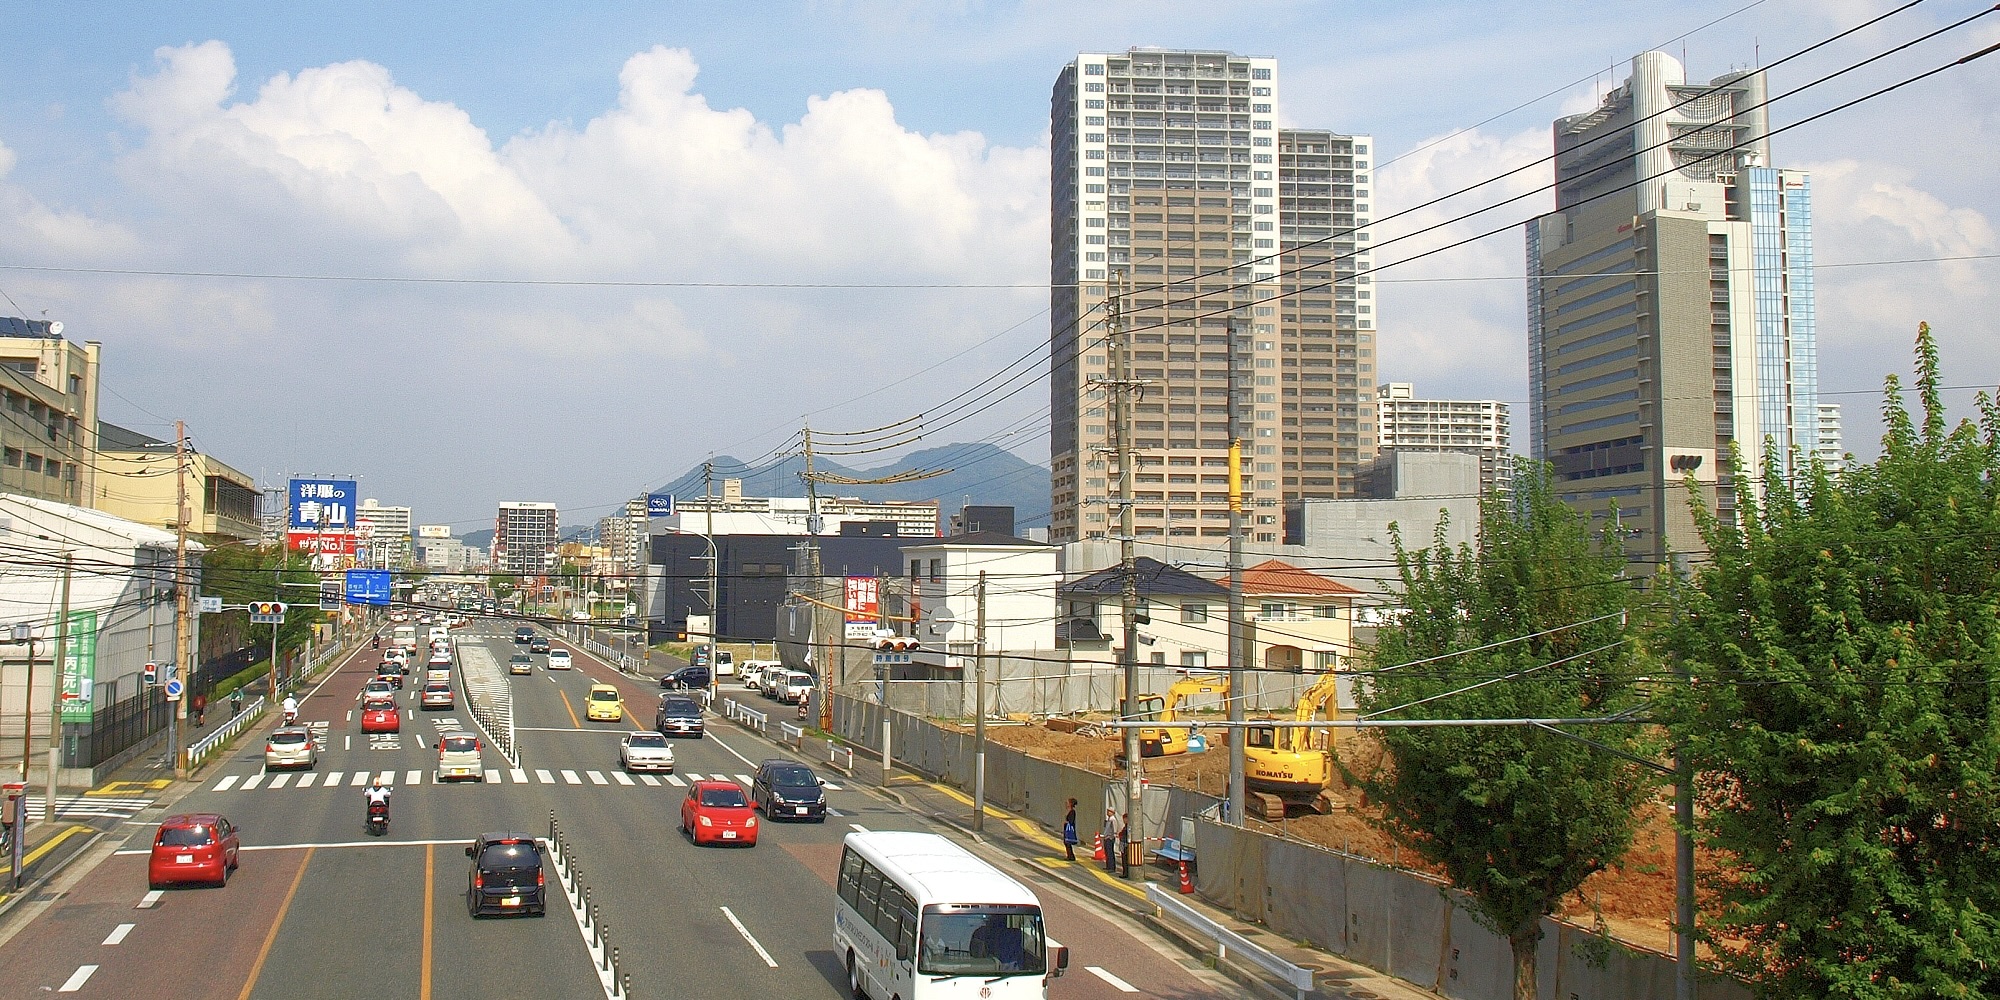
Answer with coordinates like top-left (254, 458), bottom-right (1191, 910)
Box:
top-left (1375, 382), bottom-right (1513, 496)
top-left (493, 501), bottom-right (559, 575)
top-left (1049, 50), bottom-right (1373, 544)
top-left (1526, 51), bottom-right (1816, 564)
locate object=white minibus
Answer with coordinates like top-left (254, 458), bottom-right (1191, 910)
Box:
top-left (835, 831), bottom-right (1067, 1000)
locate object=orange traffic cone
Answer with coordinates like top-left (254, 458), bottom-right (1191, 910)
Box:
top-left (1090, 833), bottom-right (1105, 863)
top-left (1178, 859), bottom-right (1194, 894)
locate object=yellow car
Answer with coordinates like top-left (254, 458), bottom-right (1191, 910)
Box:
top-left (584, 683), bottom-right (624, 722)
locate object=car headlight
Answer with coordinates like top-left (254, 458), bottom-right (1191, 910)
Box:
top-left (698, 815), bottom-right (712, 827)
top-left (744, 816), bottom-right (756, 827)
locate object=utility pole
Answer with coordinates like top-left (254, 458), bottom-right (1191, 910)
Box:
top-left (1109, 279), bottom-right (1144, 879)
top-left (1225, 319), bottom-right (1247, 825)
top-left (705, 462), bottom-right (719, 705)
top-left (45, 555), bottom-right (72, 828)
top-left (172, 420), bottom-right (190, 777)
top-left (1672, 554), bottom-right (1695, 1000)
top-left (801, 427), bottom-right (834, 736)
top-left (972, 570), bottom-right (988, 833)
top-left (14, 628), bottom-right (33, 779)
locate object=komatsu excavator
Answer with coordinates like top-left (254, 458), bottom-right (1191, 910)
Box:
top-left (1244, 671), bottom-right (1344, 818)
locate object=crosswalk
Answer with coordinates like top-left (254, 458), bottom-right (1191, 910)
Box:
top-left (206, 769), bottom-right (844, 792)
top-left (18, 794), bottom-right (156, 822)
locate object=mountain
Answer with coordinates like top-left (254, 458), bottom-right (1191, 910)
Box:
top-left (459, 528), bottom-right (493, 551)
top-left (663, 442), bottom-right (1051, 529)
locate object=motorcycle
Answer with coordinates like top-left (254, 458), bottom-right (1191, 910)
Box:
top-left (283, 709), bottom-right (298, 726)
top-left (366, 800), bottom-right (389, 836)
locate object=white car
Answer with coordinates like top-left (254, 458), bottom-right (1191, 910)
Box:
top-left (619, 731), bottom-right (675, 772)
top-left (264, 726), bottom-right (317, 770)
top-left (546, 650), bottom-right (573, 670)
top-left (740, 664), bottom-right (767, 690)
top-left (435, 730), bottom-right (484, 781)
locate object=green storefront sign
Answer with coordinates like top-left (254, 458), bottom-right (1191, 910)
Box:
top-left (59, 609), bottom-right (98, 722)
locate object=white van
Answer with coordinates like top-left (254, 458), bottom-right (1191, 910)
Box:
top-left (780, 671), bottom-right (814, 705)
top-left (713, 651), bottom-right (735, 678)
top-left (741, 661), bottom-right (776, 689)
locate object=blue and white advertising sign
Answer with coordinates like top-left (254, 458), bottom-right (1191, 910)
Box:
top-left (345, 569), bottom-right (393, 606)
top-left (646, 492), bottom-right (675, 518)
top-left (289, 478), bottom-right (358, 530)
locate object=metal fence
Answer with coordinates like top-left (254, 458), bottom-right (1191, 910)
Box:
top-left (68, 687), bottom-right (171, 768)
top-left (186, 695), bottom-right (266, 771)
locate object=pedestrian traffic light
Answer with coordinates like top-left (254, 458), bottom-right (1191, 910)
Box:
top-left (143, 662), bottom-right (157, 685)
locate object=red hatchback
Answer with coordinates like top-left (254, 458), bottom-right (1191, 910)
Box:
top-left (361, 701), bottom-right (401, 733)
top-left (149, 814), bottom-right (239, 888)
top-left (680, 780), bottom-right (758, 846)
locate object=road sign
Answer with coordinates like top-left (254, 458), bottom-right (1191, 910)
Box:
top-left (345, 569), bottom-right (393, 606)
top-left (319, 581), bottom-right (342, 611)
top-left (164, 679), bottom-right (184, 701)
top-left (198, 595), bottom-right (223, 614)
top-left (647, 492), bottom-right (675, 518)
top-left (248, 601), bottom-right (287, 624)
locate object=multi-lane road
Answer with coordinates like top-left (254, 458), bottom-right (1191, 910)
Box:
top-left (0, 621), bottom-right (1235, 999)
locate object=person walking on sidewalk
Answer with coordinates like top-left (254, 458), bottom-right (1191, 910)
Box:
top-left (191, 692), bottom-right (207, 728)
top-left (1101, 808), bottom-right (1119, 873)
top-left (1062, 798), bottom-right (1079, 862)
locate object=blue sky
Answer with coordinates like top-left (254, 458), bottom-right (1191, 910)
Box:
top-left (0, 1), bottom-right (1993, 530)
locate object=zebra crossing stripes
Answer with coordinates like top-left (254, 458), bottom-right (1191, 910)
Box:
top-left (19, 794), bottom-right (155, 822)
top-left (199, 766), bottom-right (807, 793)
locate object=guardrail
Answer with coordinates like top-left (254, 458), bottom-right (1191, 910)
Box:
top-left (827, 743), bottom-right (855, 774)
top-left (185, 695), bottom-right (267, 772)
top-left (1145, 883), bottom-right (1313, 1000)
top-left (719, 698), bottom-right (769, 736)
top-left (549, 811), bottom-right (634, 999)
top-left (460, 647), bottom-right (519, 767)
top-left (778, 721), bottom-right (805, 748)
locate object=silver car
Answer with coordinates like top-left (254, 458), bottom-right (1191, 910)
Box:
top-left (619, 731), bottom-right (676, 772)
top-left (264, 726), bottom-right (317, 770)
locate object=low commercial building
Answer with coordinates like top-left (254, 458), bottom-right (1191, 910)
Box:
top-left (95, 422), bottom-right (260, 543)
top-left (0, 318), bottom-right (98, 508)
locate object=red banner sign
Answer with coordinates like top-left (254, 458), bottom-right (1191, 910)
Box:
top-left (287, 530), bottom-right (358, 555)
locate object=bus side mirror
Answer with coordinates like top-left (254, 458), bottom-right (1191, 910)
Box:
top-left (1050, 943), bottom-right (1068, 977)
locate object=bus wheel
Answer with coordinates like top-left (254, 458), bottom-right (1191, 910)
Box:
top-left (847, 950), bottom-right (869, 1000)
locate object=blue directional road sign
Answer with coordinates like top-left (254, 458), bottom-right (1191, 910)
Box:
top-left (345, 569), bottom-right (394, 606)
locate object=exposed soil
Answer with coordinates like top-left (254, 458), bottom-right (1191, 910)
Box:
top-left (953, 715), bottom-right (1724, 956)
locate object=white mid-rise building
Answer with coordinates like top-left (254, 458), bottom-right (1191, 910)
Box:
top-left (357, 498), bottom-right (412, 568)
top-left (1815, 403), bottom-right (1844, 471)
top-left (494, 502), bottom-right (559, 575)
top-left (1374, 383), bottom-right (1512, 496)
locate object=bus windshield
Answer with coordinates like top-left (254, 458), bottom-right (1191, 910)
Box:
top-left (918, 905), bottom-right (1046, 977)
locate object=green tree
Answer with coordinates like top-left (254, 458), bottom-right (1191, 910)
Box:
top-left (200, 543), bottom-right (324, 664)
top-left (1665, 324), bottom-right (2000, 998)
top-left (1349, 463), bottom-right (1656, 1000)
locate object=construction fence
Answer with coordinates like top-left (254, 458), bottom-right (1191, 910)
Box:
top-left (845, 656), bottom-right (1329, 719)
top-left (829, 693), bottom-right (1747, 1000)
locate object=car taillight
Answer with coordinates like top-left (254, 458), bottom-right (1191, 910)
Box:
top-left (265, 743), bottom-right (275, 753)
top-left (537, 869), bottom-right (545, 887)
top-left (473, 871), bottom-right (483, 889)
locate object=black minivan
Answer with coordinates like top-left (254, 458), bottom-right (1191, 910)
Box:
top-left (655, 695), bottom-right (704, 738)
top-left (466, 833), bottom-right (547, 917)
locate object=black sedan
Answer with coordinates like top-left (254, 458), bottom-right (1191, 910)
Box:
top-left (660, 665), bottom-right (711, 690)
top-left (529, 636), bottom-right (551, 654)
top-left (751, 760), bottom-right (827, 822)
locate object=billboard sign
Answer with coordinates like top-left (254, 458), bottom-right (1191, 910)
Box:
top-left (646, 492), bottom-right (675, 518)
top-left (288, 478), bottom-right (357, 530)
top-left (417, 524), bottom-right (452, 538)
top-left (844, 576), bottom-right (880, 639)
top-left (345, 569), bottom-right (393, 606)
top-left (287, 530), bottom-right (358, 556)
top-left (59, 610), bottom-right (98, 721)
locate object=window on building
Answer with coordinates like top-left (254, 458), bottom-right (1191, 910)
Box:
top-left (1149, 652), bottom-right (1166, 665)
top-left (1181, 602), bottom-right (1208, 623)
top-left (910, 559), bottom-right (921, 579)
top-left (23, 454), bottom-right (41, 474)
top-left (1180, 651), bottom-right (1208, 669)
top-left (1314, 651), bottom-right (1339, 671)
top-left (1316, 605), bottom-right (1340, 619)
top-left (928, 559), bottom-right (941, 583)
top-left (2, 447), bottom-right (18, 467)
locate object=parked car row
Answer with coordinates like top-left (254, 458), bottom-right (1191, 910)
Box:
top-left (741, 663), bottom-right (815, 705)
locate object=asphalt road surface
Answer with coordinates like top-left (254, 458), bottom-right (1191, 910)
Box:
top-left (0, 619), bottom-right (1236, 999)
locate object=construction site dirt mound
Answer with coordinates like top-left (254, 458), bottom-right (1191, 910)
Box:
top-left (956, 716), bottom-right (1706, 956)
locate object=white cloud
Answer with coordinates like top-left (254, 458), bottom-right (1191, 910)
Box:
top-left (0, 138), bottom-right (138, 261)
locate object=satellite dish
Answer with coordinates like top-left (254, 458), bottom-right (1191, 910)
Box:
top-left (48, 321), bottom-right (63, 337)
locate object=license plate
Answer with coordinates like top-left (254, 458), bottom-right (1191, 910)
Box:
top-left (176, 854), bottom-right (193, 864)
top-left (722, 830), bottom-right (737, 839)
top-left (795, 806), bottom-right (808, 815)
top-left (502, 896), bottom-right (520, 907)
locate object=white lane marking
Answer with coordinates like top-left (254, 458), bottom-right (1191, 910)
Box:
top-left (611, 771), bottom-right (634, 786)
top-left (415, 735), bottom-right (426, 749)
top-left (536, 770), bottom-right (555, 784)
top-left (102, 924), bottom-right (134, 946)
top-left (586, 771), bottom-right (609, 785)
top-left (268, 773), bottom-right (292, 789)
top-left (240, 774), bottom-right (265, 790)
top-left (378, 770), bottom-right (394, 784)
top-left (827, 808), bottom-right (845, 818)
top-left (136, 890), bottom-right (163, 908)
top-left (212, 775), bottom-right (240, 792)
top-left (404, 770), bottom-right (421, 785)
top-left (705, 731), bottom-right (761, 770)
top-left (344, 735), bottom-right (351, 751)
top-left (296, 773), bottom-right (317, 788)
top-left (511, 768), bottom-right (528, 782)
top-left (560, 770), bottom-right (581, 785)
top-left (112, 837), bottom-right (475, 856)
top-left (485, 769), bottom-right (502, 783)
top-left (324, 771), bottom-right (343, 786)
top-left (822, 781), bottom-right (842, 791)
top-left (58, 965), bottom-right (97, 991)
top-left (351, 772), bottom-right (371, 786)
top-left (346, 710), bottom-right (353, 722)
top-left (733, 773), bottom-right (754, 786)
top-left (681, 773), bottom-right (704, 782)
top-left (849, 823), bottom-right (870, 833)
top-left (637, 775), bottom-right (659, 787)
top-left (719, 906), bottom-right (779, 969)
top-left (663, 775), bottom-right (685, 787)
top-left (1087, 967), bottom-right (1140, 992)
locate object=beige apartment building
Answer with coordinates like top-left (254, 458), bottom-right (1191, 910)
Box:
top-left (0, 318), bottom-right (99, 507)
top-left (96, 422), bottom-right (260, 543)
top-left (1049, 50), bottom-right (1376, 545)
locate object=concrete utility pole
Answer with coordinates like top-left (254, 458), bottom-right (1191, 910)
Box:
top-left (1110, 280), bottom-right (1144, 879)
top-left (14, 627), bottom-right (34, 779)
top-left (173, 420), bottom-right (190, 777)
top-left (705, 461), bottom-right (718, 704)
top-left (45, 554), bottom-right (72, 828)
top-left (972, 570), bottom-right (988, 833)
top-left (1225, 319), bottom-right (1247, 825)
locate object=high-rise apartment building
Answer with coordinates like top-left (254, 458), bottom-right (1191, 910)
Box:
top-left (1374, 383), bottom-right (1512, 496)
top-left (1814, 402), bottom-right (1844, 471)
top-left (493, 501), bottom-right (559, 575)
top-left (357, 498), bottom-right (413, 567)
top-left (1049, 49), bottom-right (1374, 544)
top-left (1526, 51), bottom-right (1816, 564)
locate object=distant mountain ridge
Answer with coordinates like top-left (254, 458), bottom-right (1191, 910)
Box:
top-left (666, 442), bottom-right (1051, 529)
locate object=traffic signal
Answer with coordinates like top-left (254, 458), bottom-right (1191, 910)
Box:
top-left (873, 635), bottom-right (920, 653)
top-left (143, 662), bottom-right (157, 685)
top-left (248, 601), bottom-right (288, 617)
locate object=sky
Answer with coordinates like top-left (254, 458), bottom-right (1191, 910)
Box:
top-left (0, 0), bottom-right (1993, 534)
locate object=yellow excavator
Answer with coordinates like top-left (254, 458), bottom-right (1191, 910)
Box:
top-left (1244, 671), bottom-right (1344, 818)
top-left (1131, 675), bottom-right (1229, 758)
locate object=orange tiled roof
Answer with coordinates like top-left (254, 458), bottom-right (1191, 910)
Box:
top-left (1216, 559), bottom-right (1362, 597)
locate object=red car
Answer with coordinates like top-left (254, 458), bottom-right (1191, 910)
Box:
top-left (361, 701), bottom-right (401, 733)
top-left (680, 780), bottom-right (757, 846)
top-left (148, 813), bottom-right (239, 888)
